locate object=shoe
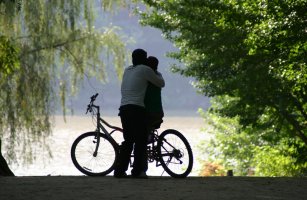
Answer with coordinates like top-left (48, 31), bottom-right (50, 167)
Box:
top-left (132, 171), bottom-right (148, 179)
top-left (114, 171), bottom-right (128, 178)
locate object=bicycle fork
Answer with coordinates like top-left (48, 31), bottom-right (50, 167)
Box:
top-left (93, 132), bottom-right (100, 157)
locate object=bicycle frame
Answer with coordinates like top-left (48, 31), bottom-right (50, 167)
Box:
top-left (91, 104), bottom-right (122, 156)
top-left (89, 95), bottom-right (183, 166)
top-left (92, 106), bottom-right (166, 169)
top-left (91, 104), bottom-right (183, 169)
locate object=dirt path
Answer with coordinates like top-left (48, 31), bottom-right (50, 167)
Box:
top-left (0, 176), bottom-right (306, 200)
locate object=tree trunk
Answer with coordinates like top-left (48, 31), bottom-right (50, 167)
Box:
top-left (0, 139), bottom-right (15, 176)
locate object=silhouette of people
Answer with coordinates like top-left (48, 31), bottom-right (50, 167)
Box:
top-left (114, 49), bottom-right (165, 178)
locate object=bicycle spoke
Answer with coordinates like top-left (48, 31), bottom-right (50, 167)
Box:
top-left (71, 132), bottom-right (118, 176)
top-left (157, 129), bottom-right (193, 178)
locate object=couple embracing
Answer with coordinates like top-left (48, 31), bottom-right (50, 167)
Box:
top-left (114, 49), bottom-right (165, 178)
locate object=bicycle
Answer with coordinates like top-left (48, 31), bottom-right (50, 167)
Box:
top-left (71, 93), bottom-right (193, 178)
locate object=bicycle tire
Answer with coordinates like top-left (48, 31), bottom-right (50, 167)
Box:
top-left (157, 129), bottom-right (193, 178)
top-left (71, 132), bottom-right (118, 176)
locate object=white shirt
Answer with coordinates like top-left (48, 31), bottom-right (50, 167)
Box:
top-left (120, 64), bottom-right (165, 107)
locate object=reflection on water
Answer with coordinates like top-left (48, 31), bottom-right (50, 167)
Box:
top-left (11, 115), bottom-right (209, 176)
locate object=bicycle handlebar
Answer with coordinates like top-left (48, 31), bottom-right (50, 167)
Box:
top-left (91, 93), bottom-right (99, 102)
top-left (86, 93), bottom-right (99, 114)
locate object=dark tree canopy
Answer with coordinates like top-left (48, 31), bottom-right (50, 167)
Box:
top-left (139, 0), bottom-right (307, 175)
top-left (140, 0), bottom-right (307, 144)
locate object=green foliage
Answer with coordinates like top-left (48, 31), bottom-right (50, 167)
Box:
top-left (0, 36), bottom-right (19, 76)
top-left (199, 98), bottom-right (307, 176)
top-left (252, 143), bottom-right (307, 176)
top-left (0, 0), bottom-right (129, 163)
top-left (140, 0), bottom-right (307, 176)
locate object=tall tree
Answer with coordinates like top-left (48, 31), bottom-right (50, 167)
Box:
top-left (140, 0), bottom-right (307, 143)
top-left (0, 0), bottom-right (129, 166)
top-left (139, 0), bottom-right (307, 174)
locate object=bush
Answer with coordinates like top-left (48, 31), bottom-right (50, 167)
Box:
top-left (199, 162), bottom-right (225, 176)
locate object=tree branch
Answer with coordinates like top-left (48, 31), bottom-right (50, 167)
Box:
top-left (19, 36), bottom-right (91, 59)
top-left (291, 94), bottom-right (307, 121)
top-left (280, 110), bottom-right (307, 146)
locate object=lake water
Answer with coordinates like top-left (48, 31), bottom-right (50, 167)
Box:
top-left (11, 115), bottom-right (209, 177)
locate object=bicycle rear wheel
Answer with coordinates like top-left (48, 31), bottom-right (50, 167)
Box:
top-left (71, 132), bottom-right (118, 176)
top-left (157, 129), bottom-right (193, 178)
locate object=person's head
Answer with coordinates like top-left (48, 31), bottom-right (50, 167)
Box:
top-left (132, 49), bottom-right (147, 65)
top-left (147, 56), bottom-right (159, 71)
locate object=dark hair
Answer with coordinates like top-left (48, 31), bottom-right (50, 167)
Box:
top-left (132, 49), bottom-right (147, 65)
top-left (147, 56), bottom-right (159, 71)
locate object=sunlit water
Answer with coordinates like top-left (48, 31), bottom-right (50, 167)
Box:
top-left (11, 115), bottom-right (209, 177)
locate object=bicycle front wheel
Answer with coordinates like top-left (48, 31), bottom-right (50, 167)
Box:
top-left (157, 129), bottom-right (193, 178)
top-left (71, 132), bottom-right (118, 176)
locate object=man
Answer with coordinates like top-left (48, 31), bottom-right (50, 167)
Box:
top-left (114, 49), bottom-right (165, 178)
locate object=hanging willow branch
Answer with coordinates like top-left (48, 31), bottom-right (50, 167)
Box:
top-left (0, 0), bottom-right (130, 164)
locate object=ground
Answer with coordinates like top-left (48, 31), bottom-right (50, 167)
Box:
top-left (0, 176), bottom-right (306, 200)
